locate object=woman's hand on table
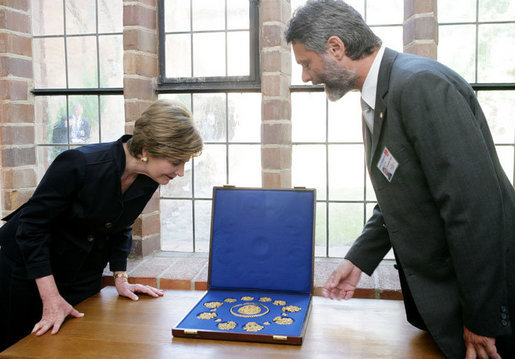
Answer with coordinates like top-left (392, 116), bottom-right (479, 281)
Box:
top-left (33, 275), bottom-right (84, 336)
top-left (114, 272), bottom-right (164, 301)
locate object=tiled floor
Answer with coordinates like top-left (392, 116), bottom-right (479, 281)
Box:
top-left (103, 251), bottom-right (403, 300)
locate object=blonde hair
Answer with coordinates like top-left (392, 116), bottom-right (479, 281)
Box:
top-left (127, 100), bottom-right (203, 161)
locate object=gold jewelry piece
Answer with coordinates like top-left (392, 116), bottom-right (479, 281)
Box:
top-left (243, 322), bottom-right (264, 332)
top-left (241, 296), bottom-right (254, 301)
top-left (264, 321), bottom-right (271, 325)
top-left (215, 319), bottom-right (222, 322)
top-left (141, 156), bottom-right (148, 162)
top-left (113, 272), bottom-right (128, 279)
top-left (204, 301), bottom-right (223, 308)
top-left (273, 316), bottom-right (294, 325)
top-left (197, 312), bottom-right (217, 320)
top-left (230, 303), bottom-right (270, 318)
top-left (282, 305), bottom-right (301, 313)
top-left (273, 300), bottom-right (286, 306)
top-left (218, 321), bottom-right (237, 330)
top-left (224, 298), bottom-right (237, 303)
top-left (259, 297), bottom-right (272, 302)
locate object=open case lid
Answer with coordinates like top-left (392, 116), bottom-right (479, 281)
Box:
top-left (208, 187), bottom-right (316, 294)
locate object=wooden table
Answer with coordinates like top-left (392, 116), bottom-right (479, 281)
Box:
top-left (1, 286), bottom-right (443, 358)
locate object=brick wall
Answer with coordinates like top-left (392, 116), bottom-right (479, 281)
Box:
top-left (0, 0), bottom-right (36, 217)
top-left (260, 0), bottom-right (292, 188)
top-left (404, 0), bottom-right (438, 59)
top-left (123, 0), bottom-right (160, 257)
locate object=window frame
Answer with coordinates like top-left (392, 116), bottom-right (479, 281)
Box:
top-left (157, 0), bottom-right (261, 93)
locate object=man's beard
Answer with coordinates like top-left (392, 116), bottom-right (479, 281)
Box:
top-left (316, 54), bottom-right (359, 102)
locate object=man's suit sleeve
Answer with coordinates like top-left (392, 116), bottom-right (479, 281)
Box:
top-left (345, 204), bottom-right (391, 276)
top-left (399, 71), bottom-right (510, 337)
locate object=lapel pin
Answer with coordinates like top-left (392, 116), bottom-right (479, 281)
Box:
top-left (379, 112), bottom-right (383, 119)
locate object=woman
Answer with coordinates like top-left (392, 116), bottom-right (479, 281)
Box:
top-left (0, 100), bottom-right (203, 351)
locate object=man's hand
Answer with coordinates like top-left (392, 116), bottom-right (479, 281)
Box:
top-left (323, 259), bottom-right (362, 300)
top-left (464, 326), bottom-right (501, 359)
top-left (114, 272), bottom-right (164, 301)
top-left (33, 275), bottom-right (84, 336)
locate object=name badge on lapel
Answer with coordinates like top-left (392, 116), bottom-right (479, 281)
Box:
top-left (377, 147), bottom-right (398, 182)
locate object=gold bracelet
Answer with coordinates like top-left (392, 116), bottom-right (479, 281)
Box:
top-left (113, 272), bottom-right (128, 279)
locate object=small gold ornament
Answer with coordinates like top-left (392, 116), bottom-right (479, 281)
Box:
top-left (282, 305), bottom-right (301, 313)
top-left (243, 322), bottom-right (264, 332)
top-left (273, 316), bottom-right (294, 325)
top-left (204, 301), bottom-right (223, 309)
top-left (241, 296), bottom-right (254, 301)
top-left (273, 300), bottom-right (286, 306)
top-left (197, 312), bottom-right (217, 320)
top-left (141, 156), bottom-right (148, 162)
top-left (224, 298), bottom-right (237, 303)
top-left (259, 297), bottom-right (272, 302)
top-left (215, 319), bottom-right (222, 322)
top-left (230, 303), bottom-right (270, 318)
top-left (218, 321), bottom-right (237, 330)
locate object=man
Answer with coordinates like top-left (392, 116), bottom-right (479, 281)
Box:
top-left (285, 1), bottom-right (514, 358)
top-left (52, 102), bottom-right (91, 144)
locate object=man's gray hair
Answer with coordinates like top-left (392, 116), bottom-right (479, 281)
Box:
top-left (285, 0), bottom-right (381, 60)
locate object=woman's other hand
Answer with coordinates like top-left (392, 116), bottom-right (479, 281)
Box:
top-left (114, 271), bottom-right (164, 301)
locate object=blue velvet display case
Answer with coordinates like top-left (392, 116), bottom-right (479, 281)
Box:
top-left (172, 186), bottom-right (316, 345)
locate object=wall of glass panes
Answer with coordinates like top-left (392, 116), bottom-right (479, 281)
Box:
top-left (437, 0), bottom-right (515, 185)
top-left (290, 0), bottom-right (403, 257)
top-left (32, 0), bottom-right (125, 179)
top-left (159, 0), bottom-right (261, 252)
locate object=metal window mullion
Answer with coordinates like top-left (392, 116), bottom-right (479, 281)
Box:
top-left (225, 0), bottom-right (228, 77)
top-left (325, 99), bottom-right (330, 257)
top-left (475, 0), bottom-right (480, 83)
top-left (225, 93), bottom-right (230, 185)
top-left (190, 0), bottom-right (194, 78)
top-left (191, 93), bottom-right (196, 252)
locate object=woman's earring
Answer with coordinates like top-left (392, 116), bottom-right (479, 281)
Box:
top-left (141, 157), bottom-right (148, 163)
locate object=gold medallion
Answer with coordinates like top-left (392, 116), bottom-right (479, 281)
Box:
top-left (243, 322), bottom-right (264, 332)
top-left (197, 312), bottom-right (217, 320)
top-left (282, 305), bottom-right (301, 313)
top-left (273, 316), bottom-right (294, 325)
top-left (204, 301), bottom-right (223, 309)
top-left (218, 321), bottom-right (237, 330)
top-left (230, 303), bottom-right (270, 318)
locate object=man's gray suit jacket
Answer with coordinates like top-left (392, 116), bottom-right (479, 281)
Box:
top-left (345, 48), bottom-right (515, 358)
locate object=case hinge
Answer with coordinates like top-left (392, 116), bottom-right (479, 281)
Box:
top-left (273, 335), bottom-right (288, 341)
top-left (184, 329), bottom-right (198, 335)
